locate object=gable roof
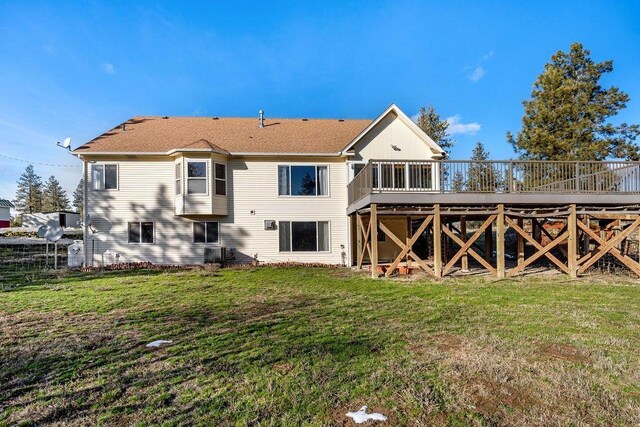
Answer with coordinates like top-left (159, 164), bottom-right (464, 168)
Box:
top-left (0, 199), bottom-right (14, 208)
top-left (342, 104), bottom-right (446, 157)
top-left (74, 116), bottom-right (372, 156)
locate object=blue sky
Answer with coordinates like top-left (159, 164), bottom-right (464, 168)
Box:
top-left (1, 1), bottom-right (639, 198)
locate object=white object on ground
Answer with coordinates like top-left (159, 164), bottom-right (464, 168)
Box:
top-left (346, 406), bottom-right (387, 424)
top-left (146, 340), bottom-right (173, 348)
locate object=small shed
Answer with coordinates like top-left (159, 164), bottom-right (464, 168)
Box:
top-left (22, 211), bottom-right (81, 229)
top-left (0, 199), bottom-right (14, 228)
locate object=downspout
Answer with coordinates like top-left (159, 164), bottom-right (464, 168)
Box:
top-left (82, 158), bottom-right (89, 267)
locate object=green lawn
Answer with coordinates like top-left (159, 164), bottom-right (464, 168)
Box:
top-left (1, 267), bottom-right (639, 426)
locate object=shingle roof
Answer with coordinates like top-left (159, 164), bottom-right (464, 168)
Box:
top-left (74, 116), bottom-right (372, 155)
top-left (0, 199), bottom-right (15, 208)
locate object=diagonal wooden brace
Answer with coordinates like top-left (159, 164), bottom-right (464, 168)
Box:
top-left (385, 216), bottom-right (433, 277)
top-left (506, 216), bottom-right (569, 276)
top-left (442, 215), bottom-right (497, 275)
top-left (577, 218), bottom-right (640, 274)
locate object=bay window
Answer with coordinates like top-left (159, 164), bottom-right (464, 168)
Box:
top-left (187, 161), bottom-right (207, 194)
top-left (214, 163), bottom-right (226, 196)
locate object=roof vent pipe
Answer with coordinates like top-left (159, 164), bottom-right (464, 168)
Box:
top-left (259, 110), bottom-right (264, 128)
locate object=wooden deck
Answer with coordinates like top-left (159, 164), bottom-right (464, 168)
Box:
top-left (348, 160), bottom-right (640, 278)
top-left (348, 160), bottom-right (640, 213)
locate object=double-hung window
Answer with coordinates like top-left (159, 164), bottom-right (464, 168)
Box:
top-left (279, 221), bottom-right (329, 252)
top-left (278, 165), bottom-right (328, 196)
top-left (187, 161), bottom-right (207, 194)
top-left (214, 163), bottom-right (226, 196)
top-left (128, 222), bottom-right (154, 244)
top-left (193, 221), bottom-right (219, 243)
top-left (91, 164), bottom-right (118, 190)
top-left (175, 163), bottom-right (182, 195)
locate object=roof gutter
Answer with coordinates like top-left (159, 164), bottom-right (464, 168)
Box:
top-left (74, 151), bottom-right (348, 157)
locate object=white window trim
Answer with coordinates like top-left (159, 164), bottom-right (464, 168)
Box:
top-left (213, 162), bottom-right (227, 196)
top-left (127, 221), bottom-right (155, 244)
top-left (186, 160), bottom-right (209, 195)
top-left (277, 164), bottom-right (330, 198)
top-left (192, 221), bottom-right (220, 244)
top-left (278, 220), bottom-right (331, 253)
top-left (91, 163), bottom-right (119, 191)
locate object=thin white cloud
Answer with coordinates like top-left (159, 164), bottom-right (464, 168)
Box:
top-left (482, 50), bottom-right (494, 60)
top-left (467, 66), bottom-right (486, 83)
top-left (102, 63), bottom-right (116, 74)
top-left (446, 115), bottom-right (481, 135)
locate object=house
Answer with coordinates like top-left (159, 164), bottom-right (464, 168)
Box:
top-left (72, 104), bottom-right (445, 266)
top-left (0, 199), bottom-right (14, 228)
top-left (22, 211), bottom-right (81, 229)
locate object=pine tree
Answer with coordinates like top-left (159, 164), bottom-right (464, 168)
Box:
top-left (507, 42), bottom-right (640, 161)
top-left (466, 142), bottom-right (503, 191)
top-left (42, 175), bottom-right (70, 212)
top-left (299, 172), bottom-right (317, 195)
top-left (415, 106), bottom-right (454, 157)
top-left (451, 170), bottom-right (465, 191)
top-left (73, 179), bottom-right (84, 215)
top-left (13, 165), bottom-right (43, 214)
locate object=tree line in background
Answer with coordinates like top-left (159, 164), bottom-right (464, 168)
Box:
top-left (12, 164), bottom-right (83, 221)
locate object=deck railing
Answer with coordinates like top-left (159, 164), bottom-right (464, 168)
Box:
top-left (347, 160), bottom-right (640, 205)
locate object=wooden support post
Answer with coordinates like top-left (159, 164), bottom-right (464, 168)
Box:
top-left (433, 204), bottom-right (442, 278)
top-left (484, 221), bottom-right (493, 261)
top-left (460, 215), bottom-right (468, 272)
top-left (496, 204), bottom-right (505, 278)
top-left (406, 217), bottom-right (412, 268)
top-left (568, 204), bottom-right (578, 278)
top-left (517, 217), bottom-right (525, 267)
top-left (370, 204), bottom-right (379, 278)
top-left (354, 215), bottom-right (361, 268)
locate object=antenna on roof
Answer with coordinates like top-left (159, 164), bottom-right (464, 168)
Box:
top-left (56, 137), bottom-right (72, 151)
top-left (259, 110), bottom-right (264, 128)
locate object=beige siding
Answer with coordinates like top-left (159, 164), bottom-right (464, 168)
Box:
top-left (86, 155), bottom-right (349, 266)
top-left (224, 157), bottom-right (348, 264)
top-left (352, 112), bottom-right (439, 162)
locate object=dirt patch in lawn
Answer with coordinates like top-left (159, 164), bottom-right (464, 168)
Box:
top-left (468, 378), bottom-right (538, 418)
top-left (539, 342), bottom-right (591, 364)
top-left (410, 333), bottom-right (464, 355)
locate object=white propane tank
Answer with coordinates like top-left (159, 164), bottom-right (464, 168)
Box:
top-left (68, 240), bottom-right (84, 268)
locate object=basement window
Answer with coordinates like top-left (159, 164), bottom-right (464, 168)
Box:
top-left (279, 221), bottom-right (329, 252)
top-left (128, 222), bottom-right (154, 244)
top-left (193, 221), bottom-right (220, 243)
top-left (91, 164), bottom-right (118, 190)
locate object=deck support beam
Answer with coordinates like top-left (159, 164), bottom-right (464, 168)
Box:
top-left (433, 204), bottom-right (442, 278)
top-left (460, 216), bottom-right (468, 272)
top-left (370, 204), bottom-right (378, 278)
top-left (354, 203), bottom-right (640, 279)
top-left (568, 204), bottom-right (578, 278)
top-left (496, 204), bottom-right (506, 278)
